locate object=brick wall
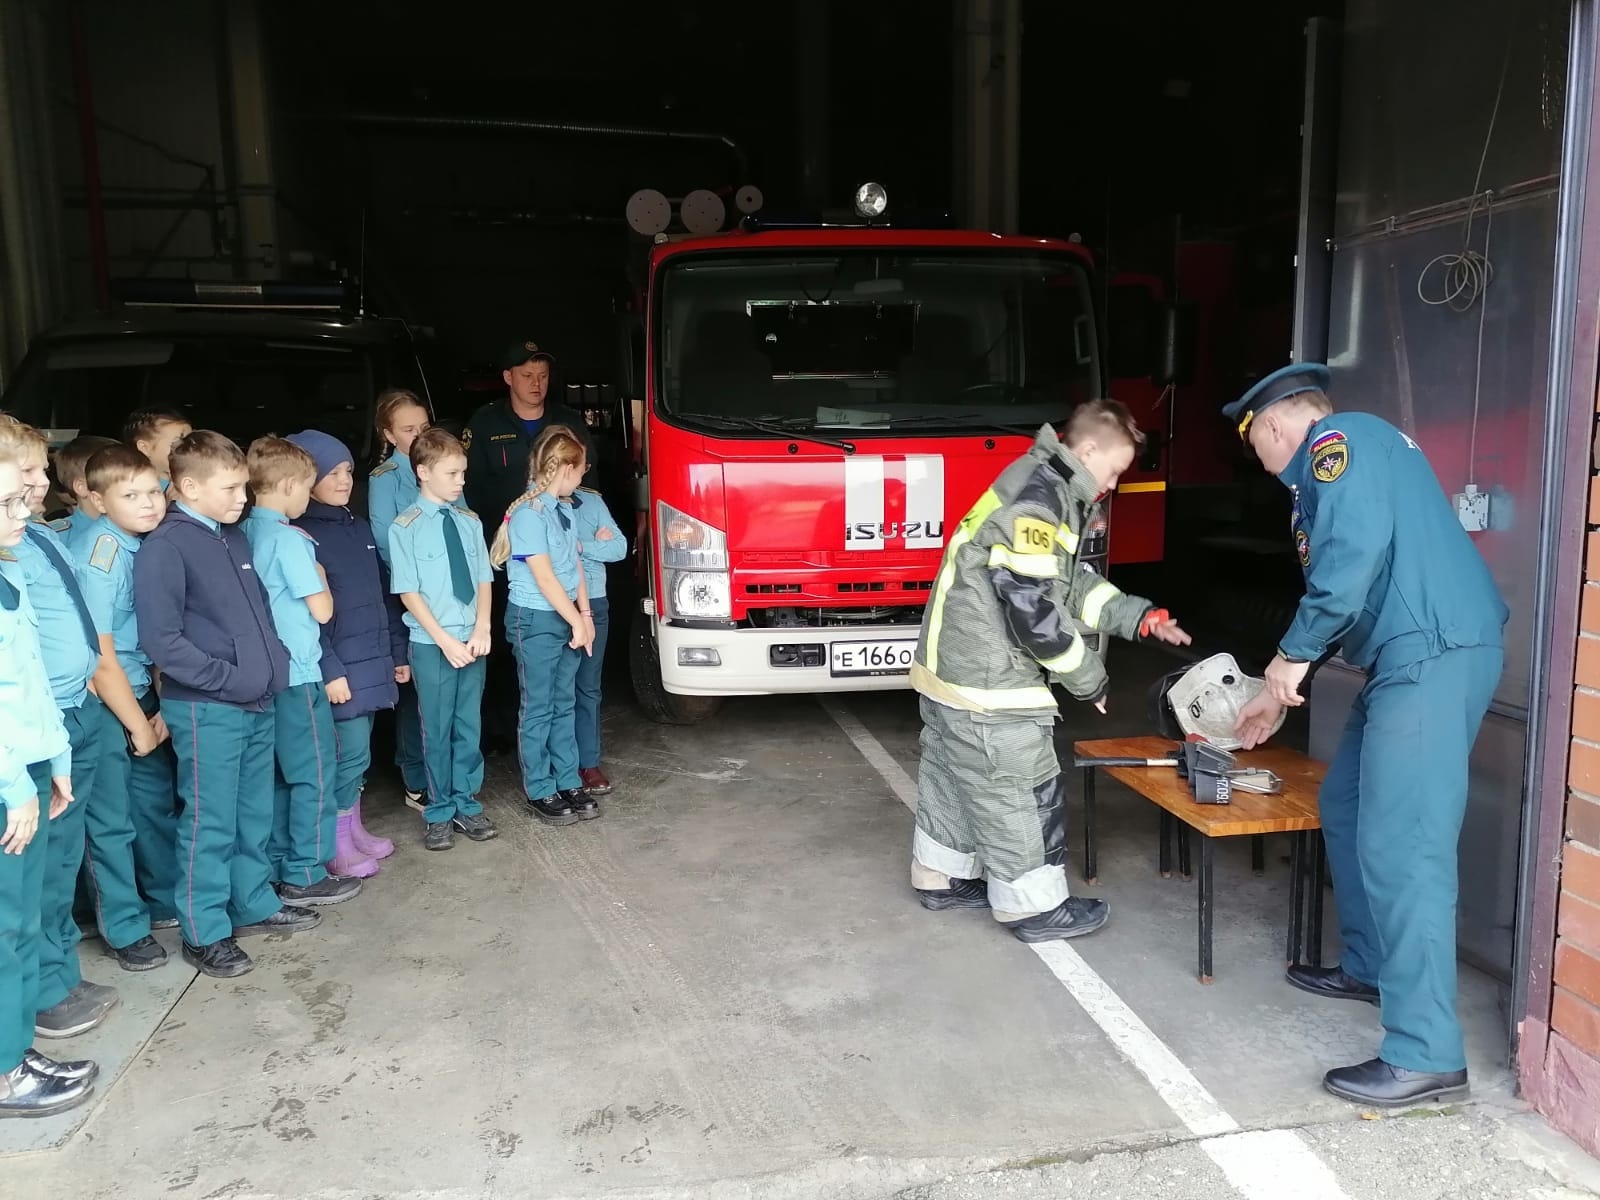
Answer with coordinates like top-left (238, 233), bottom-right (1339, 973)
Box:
top-left (1523, 447), bottom-right (1600, 1152)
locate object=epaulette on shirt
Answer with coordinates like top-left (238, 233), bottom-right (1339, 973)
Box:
top-left (46, 517), bottom-right (72, 532)
top-left (459, 507), bottom-right (480, 521)
top-left (577, 486), bottom-right (600, 496)
top-left (290, 526), bottom-right (317, 543)
top-left (371, 458), bottom-right (399, 478)
top-left (0, 548), bottom-right (15, 562)
top-left (89, 534), bottom-right (119, 573)
top-left (393, 506), bottom-right (422, 529)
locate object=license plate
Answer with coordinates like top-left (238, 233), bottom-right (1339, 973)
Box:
top-left (830, 640), bottom-right (916, 677)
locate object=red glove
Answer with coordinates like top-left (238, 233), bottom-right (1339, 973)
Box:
top-left (1139, 608), bottom-right (1171, 638)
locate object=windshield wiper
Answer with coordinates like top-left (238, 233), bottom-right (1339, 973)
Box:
top-left (685, 413), bottom-right (856, 454)
top-left (886, 411), bottom-right (1048, 440)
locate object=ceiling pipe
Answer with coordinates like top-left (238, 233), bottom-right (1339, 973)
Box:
top-left (311, 112), bottom-right (748, 181)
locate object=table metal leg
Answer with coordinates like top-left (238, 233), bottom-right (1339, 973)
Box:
top-left (1251, 834), bottom-right (1265, 876)
top-left (1082, 767), bottom-right (1097, 884)
top-left (1308, 831), bottom-right (1326, 968)
top-left (1177, 826), bottom-right (1192, 881)
top-left (1287, 831), bottom-right (1305, 967)
top-left (1159, 810), bottom-right (1173, 878)
top-left (1198, 834), bottom-right (1215, 984)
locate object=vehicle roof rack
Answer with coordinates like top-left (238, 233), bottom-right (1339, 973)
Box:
top-left (111, 278), bottom-right (358, 312)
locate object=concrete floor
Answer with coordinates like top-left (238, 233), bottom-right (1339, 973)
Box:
top-left (0, 643), bottom-right (1584, 1199)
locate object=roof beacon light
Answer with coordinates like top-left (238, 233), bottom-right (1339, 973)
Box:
top-left (854, 181), bottom-right (888, 219)
top-left (625, 189), bottom-right (672, 237)
top-left (680, 189), bottom-right (726, 235)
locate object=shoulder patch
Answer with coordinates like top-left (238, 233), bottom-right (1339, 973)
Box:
top-left (371, 458), bottom-right (398, 478)
top-left (393, 507), bottom-right (422, 529)
top-left (89, 534), bottom-right (119, 573)
top-left (1310, 434), bottom-right (1349, 484)
top-left (1011, 516), bottom-right (1055, 554)
top-left (47, 517), bottom-right (72, 532)
top-left (1295, 528), bottom-right (1311, 567)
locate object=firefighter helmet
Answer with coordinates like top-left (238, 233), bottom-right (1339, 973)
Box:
top-left (1148, 653), bottom-right (1284, 751)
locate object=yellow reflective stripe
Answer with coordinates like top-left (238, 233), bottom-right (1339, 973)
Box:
top-left (1056, 525), bottom-right (1080, 553)
top-left (926, 488), bottom-right (1004, 675)
top-left (1080, 579), bottom-right (1120, 629)
top-left (1115, 481), bottom-right (1166, 494)
top-left (911, 665), bottom-right (1056, 712)
top-left (1037, 634), bottom-right (1086, 674)
top-left (987, 545), bottom-right (1058, 578)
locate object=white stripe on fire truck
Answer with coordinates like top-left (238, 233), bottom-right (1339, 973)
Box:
top-left (844, 456), bottom-right (885, 550)
top-left (903, 455), bottom-right (945, 549)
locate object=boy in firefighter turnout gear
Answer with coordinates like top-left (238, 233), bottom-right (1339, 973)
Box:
top-left (909, 400), bottom-right (1191, 942)
top-left (1225, 364), bottom-right (1507, 1108)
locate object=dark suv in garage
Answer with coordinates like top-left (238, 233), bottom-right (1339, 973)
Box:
top-left (0, 279), bottom-right (432, 470)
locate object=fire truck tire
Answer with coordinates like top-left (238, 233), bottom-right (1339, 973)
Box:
top-left (630, 608), bottom-right (723, 725)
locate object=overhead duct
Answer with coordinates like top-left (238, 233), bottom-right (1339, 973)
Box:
top-left (313, 112), bottom-right (747, 182)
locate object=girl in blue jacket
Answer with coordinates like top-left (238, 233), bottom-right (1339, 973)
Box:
top-left (289, 431), bottom-right (408, 877)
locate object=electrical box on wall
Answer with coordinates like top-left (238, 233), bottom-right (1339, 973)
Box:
top-left (1455, 484), bottom-right (1491, 532)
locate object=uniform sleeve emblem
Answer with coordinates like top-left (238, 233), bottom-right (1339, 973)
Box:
top-left (1295, 528), bottom-right (1311, 566)
top-left (1309, 431), bottom-right (1349, 484)
top-left (89, 534), bottom-right (119, 573)
top-left (1011, 516), bottom-right (1054, 554)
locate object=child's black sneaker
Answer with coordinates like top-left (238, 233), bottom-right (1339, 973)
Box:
top-left (234, 905), bottom-right (321, 937)
top-left (424, 821), bottom-right (455, 850)
top-left (182, 937), bottom-right (253, 978)
top-left (275, 875), bottom-right (362, 906)
top-left (525, 793), bottom-right (578, 826)
top-left (561, 788), bottom-right (600, 821)
top-left (452, 812), bottom-right (497, 841)
top-left (111, 935), bottom-right (167, 972)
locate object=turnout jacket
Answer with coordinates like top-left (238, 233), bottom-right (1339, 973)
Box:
top-left (910, 425), bottom-right (1155, 715)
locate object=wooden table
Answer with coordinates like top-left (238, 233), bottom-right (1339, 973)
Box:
top-left (1074, 735), bottom-right (1328, 983)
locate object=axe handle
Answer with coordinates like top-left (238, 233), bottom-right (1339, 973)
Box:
top-left (1075, 756), bottom-right (1180, 768)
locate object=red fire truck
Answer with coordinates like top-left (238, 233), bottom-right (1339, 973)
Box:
top-left (620, 185), bottom-right (1166, 723)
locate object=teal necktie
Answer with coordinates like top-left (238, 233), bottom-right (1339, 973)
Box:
top-left (441, 512), bottom-right (474, 606)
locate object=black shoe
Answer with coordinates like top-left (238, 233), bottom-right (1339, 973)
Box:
top-left (111, 935), bottom-right (167, 972)
top-left (424, 821), bottom-right (455, 850)
top-left (1323, 1058), bottom-right (1469, 1107)
top-left (182, 937), bottom-right (253, 978)
top-left (1286, 964), bottom-right (1380, 1005)
top-left (452, 812), bottom-right (498, 841)
top-left (1002, 897), bottom-right (1111, 943)
top-left (918, 877), bottom-right (990, 911)
top-left (562, 788), bottom-right (600, 821)
top-left (0, 1060), bottom-right (93, 1119)
top-left (525, 793), bottom-right (578, 826)
top-left (35, 981), bottom-right (120, 1038)
top-left (23, 1048), bottom-right (98, 1084)
top-left (233, 905), bottom-right (321, 938)
top-left (275, 875), bottom-right (363, 906)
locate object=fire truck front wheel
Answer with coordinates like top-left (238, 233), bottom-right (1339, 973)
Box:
top-left (630, 608), bottom-right (723, 725)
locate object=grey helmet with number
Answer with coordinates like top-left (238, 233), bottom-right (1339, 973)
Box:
top-left (1149, 653), bottom-right (1285, 751)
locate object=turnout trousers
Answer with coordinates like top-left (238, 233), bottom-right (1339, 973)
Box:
top-left (911, 695), bottom-right (1069, 918)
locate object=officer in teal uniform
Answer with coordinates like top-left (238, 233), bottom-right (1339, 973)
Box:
top-left (1225, 363), bottom-right (1508, 1108)
top-left (0, 500), bottom-right (98, 1117)
top-left (16, 516), bottom-right (120, 1037)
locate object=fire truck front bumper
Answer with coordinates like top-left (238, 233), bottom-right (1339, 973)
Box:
top-left (658, 619), bottom-right (922, 696)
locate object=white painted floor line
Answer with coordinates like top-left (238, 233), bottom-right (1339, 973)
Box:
top-left (821, 696), bottom-right (1355, 1200)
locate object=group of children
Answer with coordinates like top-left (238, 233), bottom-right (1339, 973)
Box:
top-left (0, 391), bottom-right (626, 1118)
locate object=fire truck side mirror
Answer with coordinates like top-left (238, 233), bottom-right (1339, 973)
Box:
top-left (1155, 303), bottom-right (1197, 389)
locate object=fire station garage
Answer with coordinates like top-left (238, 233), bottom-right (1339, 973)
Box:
top-left (4, 0), bottom-right (1600, 1196)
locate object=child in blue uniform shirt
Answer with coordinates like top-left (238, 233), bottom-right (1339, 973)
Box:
top-left (289, 430), bottom-right (406, 877)
top-left (388, 428), bottom-right (497, 851)
top-left (571, 480), bottom-right (627, 797)
top-left (52, 435), bottom-right (119, 559)
top-left (0, 419), bottom-right (120, 1040)
top-left (244, 438), bottom-right (361, 908)
top-left (135, 431), bottom-right (316, 980)
top-left (0, 456), bottom-right (98, 1118)
top-left (78, 447), bottom-right (180, 972)
top-left (489, 426), bottom-right (596, 826)
top-left (122, 408), bottom-right (192, 495)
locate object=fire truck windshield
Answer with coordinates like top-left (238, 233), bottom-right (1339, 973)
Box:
top-left (656, 250), bottom-right (1099, 434)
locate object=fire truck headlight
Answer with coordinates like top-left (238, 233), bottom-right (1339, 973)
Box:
top-left (669, 570), bottom-right (732, 620)
top-left (658, 502), bottom-right (728, 570)
top-left (854, 182), bottom-right (888, 219)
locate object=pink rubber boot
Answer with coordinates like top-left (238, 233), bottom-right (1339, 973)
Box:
top-left (329, 812), bottom-right (380, 878)
top-left (350, 795), bottom-right (395, 860)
